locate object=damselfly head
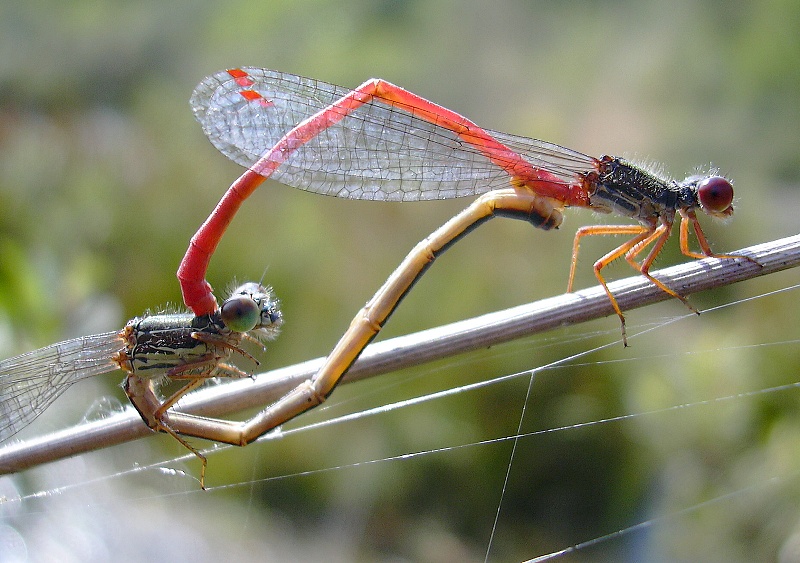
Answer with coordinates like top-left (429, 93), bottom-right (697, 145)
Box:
top-left (681, 175), bottom-right (735, 218)
top-left (221, 282), bottom-right (282, 335)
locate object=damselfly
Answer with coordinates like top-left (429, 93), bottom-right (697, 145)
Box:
top-left (0, 282), bottom-right (281, 485)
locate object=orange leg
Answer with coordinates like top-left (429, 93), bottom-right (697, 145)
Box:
top-left (570, 224), bottom-right (653, 345)
top-left (678, 209), bottom-right (761, 267)
top-left (624, 221), bottom-right (699, 314)
top-left (679, 209), bottom-right (716, 259)
top-left (568, 217), bottom-right (705, 346)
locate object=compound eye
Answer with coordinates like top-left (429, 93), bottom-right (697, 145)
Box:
top-left (697, 176), bottom-right (734, 214)
top-left (220, 295), bottom-right (260, 333)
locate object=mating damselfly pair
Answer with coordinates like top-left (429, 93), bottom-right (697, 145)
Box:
top-left (0, 68), bottom-right (756, 485)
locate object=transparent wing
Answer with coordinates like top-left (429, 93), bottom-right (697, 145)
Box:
top-left (191, 68), bottom-right (596, 201)
top-left (0, 332), bottom-right (123, 442)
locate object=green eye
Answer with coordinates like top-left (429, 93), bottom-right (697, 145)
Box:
top-left (220, 295), bottom-right (260, 333)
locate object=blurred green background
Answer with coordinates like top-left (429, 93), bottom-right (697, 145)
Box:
top-left (1, 1), bottom-right (799, 561)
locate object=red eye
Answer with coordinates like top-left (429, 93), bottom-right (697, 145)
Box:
top-left (697, 176), bottom-right (734, 214)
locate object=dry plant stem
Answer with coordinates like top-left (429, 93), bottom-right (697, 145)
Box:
top-left (0, 234), bottom-right (797, 476)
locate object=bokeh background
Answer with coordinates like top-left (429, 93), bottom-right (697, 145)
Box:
top-left (1, 1), bottom-right (799, 561)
